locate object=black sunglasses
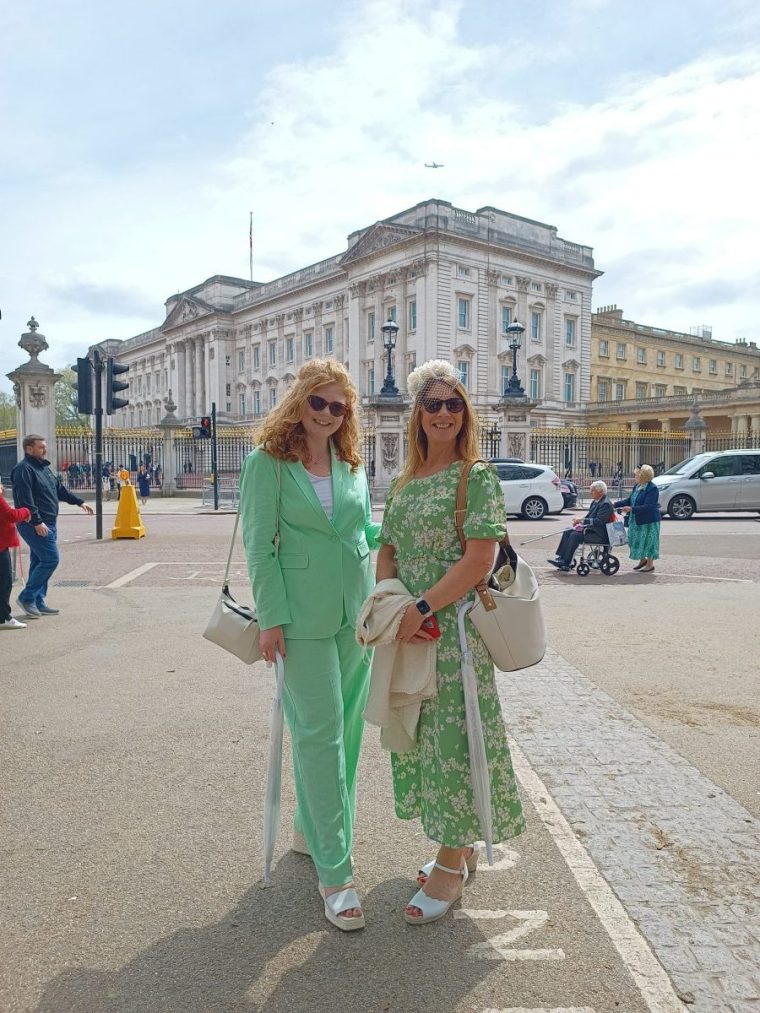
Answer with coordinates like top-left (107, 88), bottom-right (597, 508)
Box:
top-left (307, 394), bottom-right (350, 418)
top-left (421, 397), bottom-right (466, 415)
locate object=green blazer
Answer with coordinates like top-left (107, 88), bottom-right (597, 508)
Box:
top-left (239, 445), bottom-right (382, 640)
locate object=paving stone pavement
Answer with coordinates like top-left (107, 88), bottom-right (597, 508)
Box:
top-left (497, 649), bottom-right (760, 1013)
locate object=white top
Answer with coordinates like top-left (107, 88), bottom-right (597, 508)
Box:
top-left (305, 470), bottom-right (333, 518)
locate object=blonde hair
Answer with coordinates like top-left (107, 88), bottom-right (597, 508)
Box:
top-left (396, 374), bottom-right (480, 490)
top-left (255, 359), bottom-right (362, 471)
top-left (638, 464), bottom-right (655, 483)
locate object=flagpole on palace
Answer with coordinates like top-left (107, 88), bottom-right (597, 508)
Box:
top-left (249, 211), bottom-right (253, 282)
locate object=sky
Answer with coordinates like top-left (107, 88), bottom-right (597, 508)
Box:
top-left (2, 0), bottom-right (759, 391)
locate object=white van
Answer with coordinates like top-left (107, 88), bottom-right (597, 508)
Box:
top-left (652, 449), bottom-right (760, 519)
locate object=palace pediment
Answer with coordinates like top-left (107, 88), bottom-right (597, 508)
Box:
top-left (340, 222), bottom-right (421, 266)
top-left (527, 353), bottom-right (547, 366)
top-left (162, 296), bottom-right (215, 332)
top-left (453, 343), bottom-right (476, 357)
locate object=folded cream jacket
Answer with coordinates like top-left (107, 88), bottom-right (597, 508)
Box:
top-left (357, 578), bottom-right (437, 753)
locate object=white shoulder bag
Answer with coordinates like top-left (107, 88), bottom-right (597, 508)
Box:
top-left (455, 461), bottom-right (546, 672)
top-left (202, 460), bottom-right (280, 664)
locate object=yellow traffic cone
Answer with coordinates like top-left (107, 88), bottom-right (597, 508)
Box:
top-left (112, 471), bottom-right (146, 539)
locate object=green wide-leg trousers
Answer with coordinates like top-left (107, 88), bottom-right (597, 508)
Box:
top-left (282, 616), bottom-right (370, 888)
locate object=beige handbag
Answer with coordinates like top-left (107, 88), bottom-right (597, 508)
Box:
top-left (202, 461), bottom-right (280, 664)
top-left (455, 461), bottom-right (546, 672)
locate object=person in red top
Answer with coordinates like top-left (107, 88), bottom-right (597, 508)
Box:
top-left (0, 480), bottom-right (31, 630)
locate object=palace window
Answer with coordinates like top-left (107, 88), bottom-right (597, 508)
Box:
top-left (367, 366), bottom-right (375, 396)
top-left (501, 364), bottom-right (509, 395)
top-left (457, 298), bottom-right (471, 329)
top-left (636, 383), bottom-right (648, 400)
top-left (565, 319), bottom-right (576, 346)
top-left (614, 382), bottom-right (625, 400)
top-left (253, 345), bottom-right (260, 370)
top-left (269, 387), bottom-right (277, 409)
top-left (740, 364), bottom-right (748, 378)
top-left (457, 265), bottom-right (471, 278)
top-left (673, 385), bottom-right (687, 395)
top-left (238, 349), bottom-right (245, 372)
top-left (457, 360), bottom-right (470, 390)
top-left (501, 304), bottom-right (513, 333)
top-left (225, 355), bottom-right (231, 367)
top-left (563, 372), bottom-right (576, 403)
top-left (692, 356), bottom-right (701, 371)
top-left (387, 305), bottom-right (397, 323)
top-left (654, 384), bottom-right (667, 397)
top-left (225, 383), bottom-right (231, 396)
top-left (599, 339), bottom-right (609, 357)
top-left (636, 347), bottom-right (647, 364)
top-left (675, 353), bottom-right (684, 369)
top-left (324, 326), bottom-right (334, 354)
top-left (657, 351), bottom-right (666, 367)
top-left (598, 380), bottom-right (609, 402)
top-left (725, 362), bottom-right (733, 376)
top-left (408, 300), bottom-right (417, 331)
top-left (253, 390), bottom-right (261, 415)
top-left (709, 359), bottom-right (717, 374)
top-left (531, 281), bottom-right (542, 292)
top-left (531, 311), bottom-right (542, 341)
top-left (367, 312), bottom-right (375, 341)
top-left (304, 332), bottom-right (313, 357)
top-left (286, 337), bottom-right (294, 363)
top-left (239, 392), bottom-right (246, 416)
top-left (269, 341), bottom-right (277, 366)
top-left (616, 342), bottom-right (626, 360)
top-left (530, 368), bottom-right (541, 399)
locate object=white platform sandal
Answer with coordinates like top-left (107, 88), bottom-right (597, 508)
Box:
top-left (318, 884), bottom-right (365, 932)
top-left (404, 861), bottom-right (469, 925)
top-left (417, 843), bottom-right (481, 886)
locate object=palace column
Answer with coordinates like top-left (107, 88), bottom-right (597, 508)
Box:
top-left (194, 337), bottom-right (206, 415)
top-left (175, 342), bottom-right (187, 420)
top-left (184, 342), bottom-right (195, 418)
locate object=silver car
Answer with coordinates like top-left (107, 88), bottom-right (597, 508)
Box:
top-left (652, 449), bottom-right (760, 519)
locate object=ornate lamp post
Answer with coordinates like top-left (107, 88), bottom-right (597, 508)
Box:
top-left (379, 318), bottom-right (400, 396)
top-left (503, 320), bottom-right (525, 397)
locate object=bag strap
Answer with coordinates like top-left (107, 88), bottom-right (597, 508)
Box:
top-left (454, 459), bottom-right (497, 613)
top-left (222, 458), bottom-right (281, 591)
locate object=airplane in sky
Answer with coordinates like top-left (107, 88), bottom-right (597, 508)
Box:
top-left (424, 162), bottom-right (444, 168)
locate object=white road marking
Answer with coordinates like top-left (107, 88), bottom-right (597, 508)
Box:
top-left (104, 563), bottom-right (159, 588)
top-left (536, 566), bottom-right (752, 583)
top-left (508, 740), bottom-right (686, 1013)
top-left (456, 909), bottom-right (565, 961)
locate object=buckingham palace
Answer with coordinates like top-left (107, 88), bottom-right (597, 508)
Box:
top-left (97, 198), bottom-right (601, 430)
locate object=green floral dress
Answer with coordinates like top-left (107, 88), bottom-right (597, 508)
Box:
top-left (378, 461), bottom-right (526, 847)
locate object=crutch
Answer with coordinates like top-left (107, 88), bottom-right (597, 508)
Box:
top-left (517, 530), bottom-right (564, 547)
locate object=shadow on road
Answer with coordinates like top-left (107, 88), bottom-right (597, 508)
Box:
top-left (35, 855), bottom-right (494, 1013)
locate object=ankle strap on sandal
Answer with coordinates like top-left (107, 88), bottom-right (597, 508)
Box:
top-left (434, 861), bottom-right (465, 876)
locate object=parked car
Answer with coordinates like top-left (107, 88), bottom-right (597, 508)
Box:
top-left (559, 479), bottom-right (579, 510)
top-left (488, 456), bottom-right (524, 464)
top-left (652, 449), bottom-right (760, 519)
top-left (491, 462), bottom-right (564, 519)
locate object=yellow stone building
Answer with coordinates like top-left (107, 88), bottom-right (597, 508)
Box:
top-left (588, 306), bottom-right (760, 441)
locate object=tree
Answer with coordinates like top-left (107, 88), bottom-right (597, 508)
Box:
top-left (0, 390), bottom-right (16, 430)
top-left (55, 366), bottom-right (89, 428)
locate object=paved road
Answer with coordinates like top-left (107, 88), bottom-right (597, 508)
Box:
top-left (1, 504), bottom-right (758, 1012)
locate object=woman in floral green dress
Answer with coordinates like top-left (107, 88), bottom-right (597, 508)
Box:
top-left (376, 360), bottom-right (525, 925)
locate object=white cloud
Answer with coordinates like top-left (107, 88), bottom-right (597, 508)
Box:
top-left (1, 0), bottom-right (759, 391)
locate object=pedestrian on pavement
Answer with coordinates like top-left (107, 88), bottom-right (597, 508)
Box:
top-left (239, 358), bottom-right (381, 932)
top-left (614, 464), bottom-right (661, 573)
top-left (548, 480), bottom-right (614, 571)
top-left (137, 465), bottom-right (151, 505)
top-left (102, 464), bottom-right (112, 501)
top-left (375, 359), bottom-right (525, 926)
top-left (10, 434), bottom-right (94, 619)
top-left (0, 480), bottom-right (31, 630)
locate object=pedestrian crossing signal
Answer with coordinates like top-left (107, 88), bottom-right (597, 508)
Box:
top-left (192, 417), bottom-right (212, 439)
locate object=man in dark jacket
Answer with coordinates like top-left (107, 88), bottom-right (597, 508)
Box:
top-left (11, 434), bottom-right (94, 618)
top-left (548, 480), bottom-right (614, 572)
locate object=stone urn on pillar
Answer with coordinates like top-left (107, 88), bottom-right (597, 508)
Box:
top-left (6, 317), bottom-right (62, 471)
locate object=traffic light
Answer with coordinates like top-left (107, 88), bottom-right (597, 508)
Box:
top-left (106, 357), bottom-right (130, 414)
top-left (192, 416), bottom-right (212, 439)
top-left (72, 357), bottom-right (94, 415)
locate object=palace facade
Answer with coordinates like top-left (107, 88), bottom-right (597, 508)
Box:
top-left (99, 199), bottom-right (601, 428)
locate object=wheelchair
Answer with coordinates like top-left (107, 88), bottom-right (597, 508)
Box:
top-left (568, 532), bottom-right (620, 577)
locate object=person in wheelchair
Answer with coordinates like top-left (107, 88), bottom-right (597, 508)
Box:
top-left (548, 480), bottom-right (614, 572)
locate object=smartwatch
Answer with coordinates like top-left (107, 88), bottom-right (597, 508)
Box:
top-left (415, 598), bottom-right (432, 616)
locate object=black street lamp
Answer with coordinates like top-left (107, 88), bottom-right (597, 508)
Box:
top-left (503, 319), bottom-right (525, 397)
top-left (379, 318), bottom-right (400, 396)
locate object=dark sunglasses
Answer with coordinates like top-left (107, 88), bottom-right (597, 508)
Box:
top-left (307, 394), bottom-right (350, 418)
top-left (421, 397), bottom-right (466, 415)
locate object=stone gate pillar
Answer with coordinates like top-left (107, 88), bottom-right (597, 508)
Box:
top-left (685, 399), bottom-right (707, 456)
top-left (494, 395), bottom-right (537, 462)
top-left (156, 390), bottom-right (179, 497)
top-left (366, 393), bottom-right (409, 501)
top-left (6, 317), bottom-right (62, 471)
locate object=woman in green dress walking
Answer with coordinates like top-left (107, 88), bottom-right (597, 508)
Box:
top-left (375, 360), bottom-right (525, 925)
top-left (615, 464), bottom-right (661, 572)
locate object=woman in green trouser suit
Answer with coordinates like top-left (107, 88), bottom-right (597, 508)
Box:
top-left (376, 360), bottom-right (525, 925)
top-left (240, 359), bottom-right (380, 932)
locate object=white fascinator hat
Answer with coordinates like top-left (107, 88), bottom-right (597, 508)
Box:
top-left (406, 359), bottom-right (463, 401)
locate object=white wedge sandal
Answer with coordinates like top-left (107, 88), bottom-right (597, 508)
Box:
top-left (417, 842), bottom-right (481, 886)
top-left (318, 884), bottom-right (365, 932)
top-left (403, 860), bottom-right (469, 926)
